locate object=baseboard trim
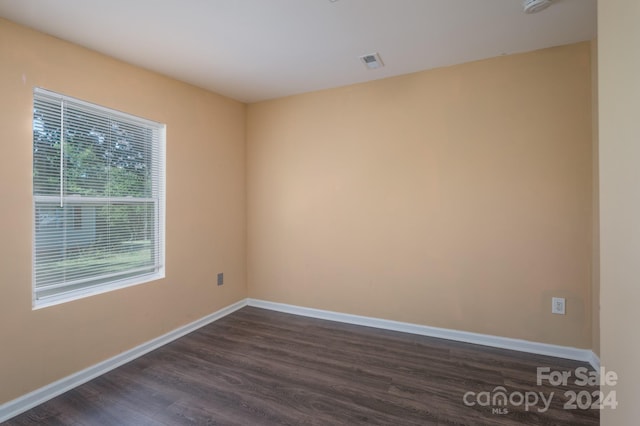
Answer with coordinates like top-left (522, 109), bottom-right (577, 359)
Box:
top-left (247, 298), bottom-right (600, 371)
top-left (0, 298), bottom-right (248, 424)
top-left (587, 351), bottom-right (601, 371)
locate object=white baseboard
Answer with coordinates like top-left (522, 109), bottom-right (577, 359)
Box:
top-left (247, 298), bottom-right (600, 371)
top-left (586, 351), bottom-right (601, 371)
top-left (0, 299), bottom-right (248, 424)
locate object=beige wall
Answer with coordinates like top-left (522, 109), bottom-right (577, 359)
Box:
top-left (599, 0), bottom-right (640, 424)
top-left (247, 42), bottom-right (594, 348)
top-left (0, 19), bottom-right (246, 404)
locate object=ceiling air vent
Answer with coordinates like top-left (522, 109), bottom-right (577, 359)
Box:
top-left (360, 52), bottom-right (384, 70)
top-left (523, 0), bottom-right (552, 14)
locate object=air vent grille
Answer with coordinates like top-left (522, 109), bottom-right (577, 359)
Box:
top-left (359, 52), bottom-right (384, 69)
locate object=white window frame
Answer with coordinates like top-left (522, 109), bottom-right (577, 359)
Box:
top-left (32, 88), bottom-right (166, 308)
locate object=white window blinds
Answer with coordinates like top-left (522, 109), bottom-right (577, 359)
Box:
top-left (33, 88), bottom-right (165, 305)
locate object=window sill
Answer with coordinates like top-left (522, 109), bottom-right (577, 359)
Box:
top-left (32, 270), bottom-right (165, 310)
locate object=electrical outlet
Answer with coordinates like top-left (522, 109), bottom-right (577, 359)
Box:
top-left (552, 297), bottom-right (566, 315)
top-left (217, 273), bottom-right (224, 286)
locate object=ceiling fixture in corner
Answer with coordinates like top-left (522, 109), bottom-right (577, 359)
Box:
top-left (523, 0), bottom-right (552, 14)
top-left (360, 52), bottom-right (384, 70)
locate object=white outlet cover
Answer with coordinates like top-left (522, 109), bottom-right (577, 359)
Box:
top-left (552, 297), bottom-right (566, 315)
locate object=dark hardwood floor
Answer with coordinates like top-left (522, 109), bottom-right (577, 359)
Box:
top-left (4, 307), bottom-right (599, 425)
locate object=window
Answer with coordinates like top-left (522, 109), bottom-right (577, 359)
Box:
top-left (33, 88), bottom-right (165, 307)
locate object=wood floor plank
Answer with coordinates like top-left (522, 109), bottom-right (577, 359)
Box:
top-left (3, 307), bottom-right (600, 425)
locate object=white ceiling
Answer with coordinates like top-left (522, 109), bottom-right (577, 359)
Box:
top-left (0, 0), bottom-right (597, 103)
